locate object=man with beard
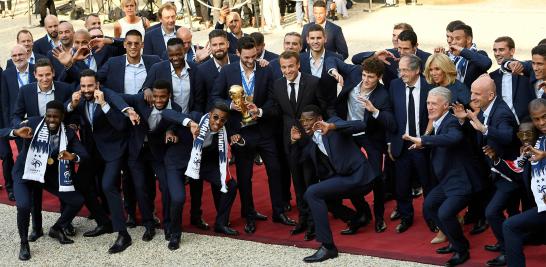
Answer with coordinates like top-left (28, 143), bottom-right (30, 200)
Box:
top-left (176, 27), bottom-right (211, 64)
top-left (1, 45), bottom-right (37, 201)
top-left (45, 21), bottom-right (75, 79)
top-left (3, 100), bottom-right (87, 261)
top-left (214, 6), bottom-right (248, 55)
top-left (6, 30), bottom-right (46, 68)
top-left (33, 15), bottom-right (60, 56)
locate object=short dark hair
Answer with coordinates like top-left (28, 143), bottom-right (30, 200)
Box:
top-left (313, 0), bottom-right (326, 8)
top-left (125, 29), bottom-right (142, 40)
top-left (393, 23), bottom-right (413, 31)
top-left (453, 24), bottom-right (473, 38)
top-left (167, 37), bottom-right (184, 47)
top-left (279, 51), bottom-right (300, 64)
top-left (531, 44), bottom-right (546, 58)
top-left (398, 30), bottom-right (417, 47)
top-left (210, 100), bottom-right (230, 114)
top-left (80, 69), bottom-right (97, 80)
top-left (250, 32), bottom-right (265, 46)
top-left (307, 24), bottom-right (326, 37)
top-left (362, 57), bottom-right (385, 77)
top-left (209, 29), bottom-right (228, 41)
top-left (529, 98), bottom-right (546, 113)
top-left (302, 105), bottom-right (322, 117)
top-left (35, 58), bottom-right (54, 72)
top-left (152, 79), bottom-right (173, 95)
top-left (46, 100), bottom-right (65, 114)
top-left (494, 36), bottom-right (515, 50)
top-left (17, 29), bottom-right (33, 42)
top-left (237, 36), bottom-right (256, 53)
top-left (538, 38), bottom-right (546, 46)
top-left (446, 20), bottom-right (465, 32)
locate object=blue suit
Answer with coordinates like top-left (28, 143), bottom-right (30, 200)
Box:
top-left (97, 55), bottom-right (161, 93)
top-left (446, 80), bottom-right (471, 105)
top-left (422, 114), bottom-right (471, 253)
top-left (301, 21), bottom-right (349, 60)
top-left (33, 34), bottom-right (55, 57)
top-left (195, 54), bottom-right (239, 111)
top-left (262, 50), bottom-right (278, 62)
top-left (489, 68), bottom-right (535, 121)
top-left (457, 49), bottom-right (492, 88)
top-left (214, 22), bottom-right (248, 55)
top-left (143, 26), bottom-right (181, 60)
top-left (5, 53), bottom-right (46, 69)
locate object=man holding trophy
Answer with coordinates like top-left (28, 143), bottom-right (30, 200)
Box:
top-left (211, 36), bottom-right (296, 234)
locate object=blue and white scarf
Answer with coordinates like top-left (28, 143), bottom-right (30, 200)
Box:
top-left (531, 136), bottom-right (546, 212)
top-left (22, 119), bottom-right (74, 192)
top-left (185, 113), bottom-right (229, 193)
top-left (449, 43), bottom-right (478, 83)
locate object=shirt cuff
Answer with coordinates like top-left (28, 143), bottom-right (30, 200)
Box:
top-left (327, 68), bottom-right (336, 76)
top-left (74, 154), bottom-right (81, 163)
top-left (258, 108), bottom-right (263, 118)
top-left (101, 103), bottom-right (111, 114)
top-left (9, 130), bottom-right (15, 138)
top-left (67, 103), bottom-right (74, 112)
top-left (372, 110), bottom-right (379, 119)
top-left (182, 118), bottom-right (191, 126)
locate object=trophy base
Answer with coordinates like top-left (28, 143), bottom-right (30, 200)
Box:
top-left (240, 120), bottom-right (257, 128)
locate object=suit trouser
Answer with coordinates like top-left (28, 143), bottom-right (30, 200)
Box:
top-left (233, 135), bottom-right (284, 219)
top-left (485, 178), bottom-right (519, 254)
top-left (100, 159), bottom-right (126, 232)
top-left (14, 174), bottom-right (83, 242)
top-left (288, 149), bottom-right (314, 227)
top-left (74, 161), bottom-right (111, 227)
top-left (304, 165), bottom-right (373, 244)
top-left (0, 138), bottom-right (14, 193)
top-left (394, 144), bottom-right (434, 221)
top-left (189, 177), bottom-right (205, 221)
top-left (166, 167), bottom-right (186, 236)
top-left (200, 165), bottom-right (238, 227)
top-left (354, 137), bottom-right (386, 221)
top-left (424, 186), bottom-right (469, 253)
top-left (122, 157), bottom-right (156, 219)
top-left (503, 207), bottom-right (546, 267)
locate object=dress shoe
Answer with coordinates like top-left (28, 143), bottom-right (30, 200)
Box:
top-left (19, 242), bottom-right (31, 261)
top-left (108, 233), bottom-right (132, 254)
top-left (396, 218), bottom-right (413, 233)
top-left (390, 209), bottom-right (401, 220)
top-left (8, 191), bottom-right (15, 201)
top-left (470, 219), bottom-right (489, 235)
top-left (304, 229), bottom-right (316, 241)
top-left (142, 227), bottom-right (156, 241)
top-left (411, 187), bottom-right (423, 198)
top-left (191, 218), bottom-right (210, 230)
top-left (214, 225), bottom-right (239, 236)
top-left (125, 215), bottom-right (137, 228)
top-left (244, 220), bottom-right (256, 234)
top-left (49, 228), bottom-right (74, 244)
top-left (427, 219), bottom-right (439, 233)
top-left (486, 254), bottom-right (506, 266)
top-left (436, 244), bottom-right (455, 254)
top-left (283, 203), bottom-right (292, 212)
top-left (303, 245), bottom-right (338, 263)
top-left (431, 231), bottom-right (447, 244)
top-left (28, 228), bottom-right (44, 242)
top-left (375, 220), bottom-right (387, 233)
top-left (340, 216), bottom-right (368, 235)
top-left (484, 243), bottom-right (501, 252)
top-left (168, 235), bottom-right (181, 251)
top-left (83, 224), bottom-right (113, 237)
top-left (254, 212), bottom-right (268, 221)
top-left (445, 251), bottom-right (470, 266)
top-left (63, 224), bottom-right (76, 237)
top-left (291, 223), bottom-right (307, 235)
top-left (272, 213), bottom-right (296, 226)
top-left (254, 155), bottom-right (263, 165)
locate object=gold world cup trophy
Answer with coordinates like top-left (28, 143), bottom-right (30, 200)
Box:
top-left (229, 85), bottom-right (256, 127)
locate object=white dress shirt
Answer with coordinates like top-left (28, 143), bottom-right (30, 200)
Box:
top-left (432, 111), bottom-right (449, 134)
top-left (405, 77), bottom-right (421, 137)
top-left (310, 50), bottom-right (325, 78)
top-left (37, 83), bottom-right (55, 116)
top-left (286, 72), bottom-right (301, 100)
top-left (312, 131), bottom-right (328, 156)
top-left (501, 71), bottom-right (519, 124)
top-left (124, 57), bottom-right (147, 95)
top-left (161, 26), bottom-right (176, 48)
top-left (171, 62), bottom-right (191, 113)
top-left (17, 64), bottom-right (30, 88)
top-left (214, 57), bottom-right (230, 72)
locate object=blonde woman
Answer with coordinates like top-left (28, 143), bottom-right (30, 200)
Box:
top-left (114, 0), bottom-right (150, 38)
top-left (424, 53), bottom-right (470, 105)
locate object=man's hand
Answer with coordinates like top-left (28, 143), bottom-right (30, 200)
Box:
top-left (88, 37), bottom-right (113, 53)
top-left (126, 108), bottom-right (140, 125)
top-left (482, 145), bottom-right (498, 161)
top-left (247, 103), bottom-right (259, 120)
top-left (68, 124), bottom-right (79, 131)
top-left (189, 121), bottom-right (199, 139)
top-left (230, 134), bottom-right (243, 145)
top-left (451, 102), bottom-right (468, 122)
top-left (71, 90), bottom-right (82, 108)
top-left (467, 110), bottom-right (487, 133)
top-left (230, 101), bottom-right (242, 112)
top-left (290, 126), bottom-right (301, 143)
top-left (449, 45), bottom-right (464, 56)
top-left (434, 47), bottom-right (446, 54)
top-left (257, 59), bottom-right (269, 67)
top-left (402, 133), bottom-right (423, 150)
top-left (312, 121), bottom-right (334, 135)
top-left (387, 143), bottom-right (395, 161)
top-left (13, 127), bottom-right (33, 139)
top-left (165, 130), bottom-right (179, 144)
top-left (508, 60), bottom-right (524, 75)
top-left (358, 97), bottom-right (378, 113)
top-left (219, 6), bottom-right (229, 23)
top-left (94, 88), bottom-right (106, 106)
top-left (374, 50), bottom-right (396, 65)
top-left (58, 150), bottom-right (76, 161)
top-left (72, 46), bottom-right (91, 63)
top-left (329, 69), bottom-right (344, 87)
top-left (523, 145), bottom-right (546, 162)
top-left (142, 88), bottom-right (153, 106)
top-left (195, 42), bottom-right (211, 63)
top-left (51, 46), bottom-right (74, 67)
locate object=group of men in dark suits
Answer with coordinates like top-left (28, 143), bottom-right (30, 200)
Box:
top-left (0, 0), bottom-right (545, 265)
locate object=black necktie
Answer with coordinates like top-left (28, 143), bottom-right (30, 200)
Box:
top-left (289, 82), bottom-right (297, 110)
top-left (407, 86), bottom-right (417, 136)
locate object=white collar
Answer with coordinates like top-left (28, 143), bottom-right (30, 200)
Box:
top-left (433, 111), bottom-right (450, 131)
top-left (152, 100), bottom-right (172, 114)
top-left (161, 26), bottom-right (175, 36)
top-left (125, 56), bottom-right (144, 67)
top-left (17, 63), bottom-right (30, 74)
top-left (310, 49), bottom-right (325, 62)
top-left (482, 97), bottom-right (497, 118)
top-left (259, 50), bottom-right (265, 60)
top-left (170, 61), bottom-right (191, 74)
top-left (37, 82), bottom-right (55, 93)
top-left (239, 61), bottom-right (256, 74)
top-left (214, 56), bottom-right (230, 71)
top-left (406, 76), bottom-right (421, 89)
top-left (286, 72), bottom-right (301, 85)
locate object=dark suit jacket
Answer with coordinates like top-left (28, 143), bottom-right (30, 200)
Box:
top-left (489, 68), bottom-right (534, 121)
top-left (214, 22), bottom-right (248, 55)
top-left (196, 54), bottom-right (240, 111)
top-left (159, 108), bottom-right (201, 170)
top-left (141, 59), bottom-right (203, 113)
top-left (272, 72), bottom-right (327, 152)
top-left (210, 62), bottom-right (277, 138)
top-left (421, 114), bottom-right (473, 196)
top-left (301, 21), bottom-right (349, 60)
top-left (97, 55), bottom-right (161, 93)
top-left (5, 53), bottom-right (46, 69)
top-left (459, 49), bottom-right (492, 88)
top-left (54, 46), bottom-right (123, 84)
top-left (1, 65), bottom-right (36, 127)
top-left (269, 58), bottom-right (283, 80)
top-left (262, 50), bottom-right (279, 62)
top-left (13, 81), bottom-right (74, 127)
top-left (33, 35), bottom-right (55, 57)
top-left (143, 26), bottom-right (181, 60)
top-left (446, 80), bottom-right (471, 105)
top-left (389, 76), bottom-right (431, 157)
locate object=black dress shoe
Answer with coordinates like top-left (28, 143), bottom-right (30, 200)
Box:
top-left (254, 212), bottom-right (268, 221)
top-left (142, 227), bottom-right (156, 241)
top-left (291, 223), bottom-right (307, 235)
top-left (273, 213), bottom-right (296, 226)
top-left (412, 187), bottom-right (423, 198)
top-left (304, 229), bottom-right (316, 241)
top-left (28, 228), bottom-right (44, 242)
top-left (254, 155), bottom-right (263, 165)
top-left (436, 244), bottom-right (455, 254)
top-left (49, 228), bottom-right (74, 244)
top-left (484, 243), bottom-right (501, 252)
top-left (486, 254), bottom-right (506, 266)
top-left (63, 224), bottom-right (76, 237)
top-left (426, 219), bottom-right (439, 233)
top-left (126, 215), bottom-right (137, 228)
top-left (375, 219), bottom-right (387, 233)
top-left (8, 191), bottom-right (15, 201)
top-left (108, 233), bottom-right (132, 254)
top-left (168, 235), bottom-right (181, 251)
top-left (244, 220), bottom-right (256, 234)
top-left (83, 224), bottom-right (113, 237)
top-left (303, 245), bottom-right (338, 263)
top-left (445, 251), bottom-right (470, 266)
top-left (390, 209), bottom-right (401, 220)
top-left (283, 203), bottom-right (292, 212)
top-left (341, 215), bottom-right (370, 235)
top-left (214, 225), bottom-right (239, 236)
top-left (470, 219), bottom-right (489, 235)
top-left (396, 218), bottom-right (413, 233)
top-left (191, 218), bottom-right (210, 230)
top-left (19, 242), bottom-right (31, 261)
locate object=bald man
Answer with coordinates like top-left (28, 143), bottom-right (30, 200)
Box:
top-left (175, 27), bottom-right (210, 63)
top-left (214, 8), bottom-right (248, 54)
top-left (38, 0), bottom-right (57, 27)
top-left (33, 15), bottom-right (60, 56)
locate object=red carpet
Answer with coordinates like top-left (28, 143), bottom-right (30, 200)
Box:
top-left (0, 143), bottom-right (544, 266)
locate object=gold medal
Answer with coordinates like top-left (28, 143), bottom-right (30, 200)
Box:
top-left (47, 158), bottom-right (54, 165)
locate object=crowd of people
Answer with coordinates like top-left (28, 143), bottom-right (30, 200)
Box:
top-left (0, 0), bottom-right (545, 266)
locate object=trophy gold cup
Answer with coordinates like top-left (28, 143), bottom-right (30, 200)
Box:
top-left (229, 85), bottom-right (256, 127)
